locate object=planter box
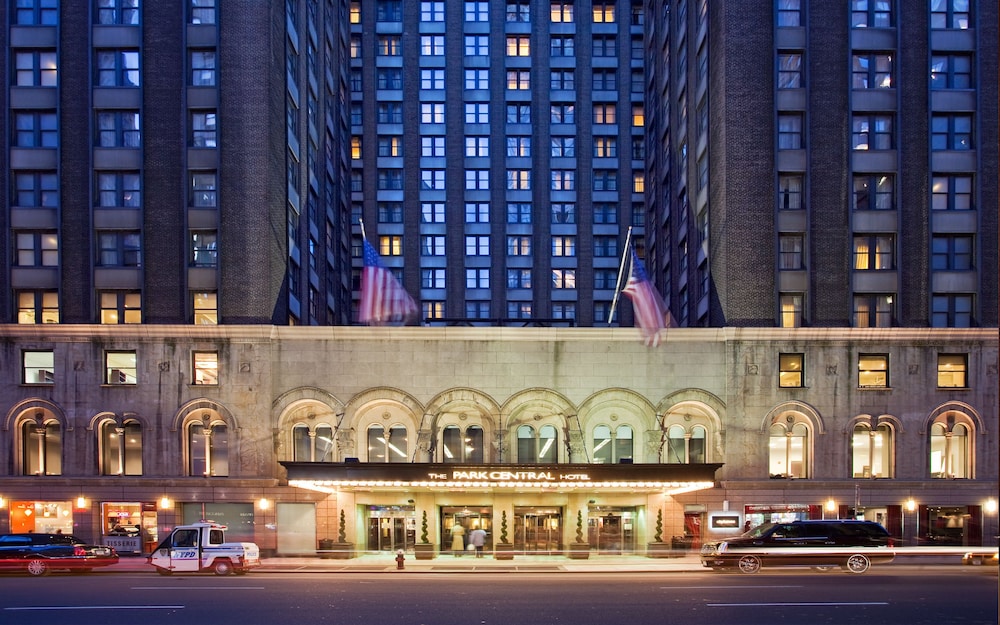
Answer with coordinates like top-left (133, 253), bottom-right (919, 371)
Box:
top-left (318, 543), bottom-right (355, 559)
top-left (413, 543), bottom-right (436, 560)
top-left (647, 542), bottom-right (676, 558)
top-left (567, 543), bottom-right (591, 559)
top-left (493, 543), bottom-right (514, 560)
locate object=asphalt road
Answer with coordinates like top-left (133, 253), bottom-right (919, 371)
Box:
top-left (0, 567), bottom-right (995, 625)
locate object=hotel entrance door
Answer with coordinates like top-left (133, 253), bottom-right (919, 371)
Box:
top-left (514, 507), bottom-right (562, 554)
top-left (587, 507), bottom-right (636, 554)
top-left (366, 505), bottom-right (416, 553)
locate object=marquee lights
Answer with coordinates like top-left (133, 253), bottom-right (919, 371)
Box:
top-left (289, 478), bottom-right (715, 495)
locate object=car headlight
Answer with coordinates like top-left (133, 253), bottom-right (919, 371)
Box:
top-left (717, 541), bottom-right (728, 554)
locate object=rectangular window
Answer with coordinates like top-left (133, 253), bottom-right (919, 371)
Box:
top-left (551, 69), bottom-right (575, 90)
top-left (507, 70), bottom-right (530, 90)
top-left (593, 1), bottom-right (615, 22)
top-left (15, 232), bottom-right (58, 267)
top-left (507, 202), bottom-right (532, 224)
top-left (466, 136), bottom-right (489, 157)
top-left (932, 114), bottom-right (973, 150)
top-left (377, 68), bottom-right (403, 90)
top-left (852, 53), bottom-right (893, 89)
top-left (932, 175), bottom-right (973, 211)
top-left (421, 268), bottom-right (446, 289)
top-left (191, 110), bottom-right (217, 148)
top-left (421, 202), bottom-right (445, 223)
top-left (852, 114), bottom-right (894, 150)
top-left (191, 231), bottom-right (218, 267)
top-left (378, 135), bottom-right (403, 157)
top-left (551, 36), bottom-right (575, 57)
top-left (592, 36), bottom-right (616, 57)
top-left (378, 35), bottom-right (401, 56)
top-left (778, 114), bottom-right (803, 149)
top-left (853, 174), bottom-right (894, 210)
top-left (96, 49), bottom-right (140, 86)
top-left (105, 351), bottom-right (138, 385)
top-left (14, 50), bottom-right (58, 86)
top-left (593, 137), bottom-right (617, 158)
top-left (932, 294), bottom-right (973, 328)
top-left (193, 291), bottom-right (218, 324)
top-left (190, 50), bottom-right (217, 86)
top-left (465, 202), bottom-right (490, 223)
top-left (936, 354), bottom-right (968, 388)
top-left (465, 1), bottom-right (489, 22)
top-left (932, 235), bottom-right (974, 271)
top-left (16, 290), bottom-right (59, 324)
top-left (14, 0), bottom-right (59, 25)
top-left (551, 170), bottom-right (575, 191)
top-left (420, 103), bottom-right (445, 124)
top-left (465, 69), bottom-right (489, 90)
top-left (593, 236), bottom-right (617, 257)
top-left (592, 70), bottom-right (617, 91)
top-left (506, 170), bottom-right (531, 190)
top-left (465, 236), bottom-right (490, 256)
top-left (96, 110), bottom-right (140, 147)
top-left (931, 0), bottom-right (970, 29)
top-left (421, 1), bottom-right (444, 21)
top-left (777, 0), bottom-right (801, 27)
top-left (466, 103), bottom-right (489, 124)
top-left (94, 171), bottom-right (140, 208)
top-left (593, 103), bottom-right (616, 124)
top-left (13, 110), bottom-right (58, 147)
top-left (506, 1), bottom-right (530, 22)
top-left (777, 174), bottom-right (803, 210)
top-left (777, 53), bottom-right (802, 88)
top-left (507, 269), bottom-right (532, 288)
top-left (853, 235), bottom-right (894, 270)
top-left (593, 203), bottom-right (617, 224)
top-left (780, 293), bottom-right (803, 328)
top-left (465, 170), bottom-right (490, 190)
top-left (779, 234), bottom-right (804, 270)
top-left (507, 236), bottom-right (531, 256)
top-left (552, 203), bottom-right (575, 224)
top-left (858, 354), bottom-right (889, 388)
top-left (378, 202), bottom-right (403, 223)
top-left (464, 35), bottom-right (488, 56)
top-left (193, 351), bottom-right (219, 385)
top-left (100, 291), bottom-right (141, 324)
top-left (508, 104), bottom-right (531, 123)
top-left (466, 268), bottom-right (489, 289)
top-left (593, 170), bottom-right (618, 191)
top-left (931, 54), bottom-right (973, 89)
top-left (466, 300), bottom-right (491, 318)
top-left (851, 0), bottom-right (892, 28)
top-left (508, 136), bottom-right (531, 156)
top-left (853, 294), bottom-right (894, 328)
top-left (14, 171), bottom-right (58, 208)
top-left (552, 269), bottom-right (576, 289)
top-left (191, 0), bottom-right (216, 24)
top-left (421, 169), bottom-right (445, 190)
top-left (376, 1), bottom-right (403, 22)
top-left (551, 236), bottom-right (576, 257)
top-left (377, 169), bottom-right (403, 190)
top-left (97, 231), bottom-right (141, 267)
top-left (22, 350), bottom-right (54, 385)
top-left (421, 236), bottom-right (445, 256)
top-left (506, 36), bottom-right (530, 56)
top-left (778, 353), bottom-right (804, 388)
top-left (191, 171), bottom-right (217, 207)
top-left (551, 2), bottom-right (574, 22)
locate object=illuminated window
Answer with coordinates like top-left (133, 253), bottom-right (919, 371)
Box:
top-left (441, 425), bottom-right (485, 463)
top-left (367, 424), bottom-right (409, 462)
top-left (193, 351), bottom-right (218, 385)
top-left (517, 425), bottom-right (558, 463)
top-left (769, 418), bottom-right (809, 478)
top-left (105, 350), bottom-right (138, 385)
top-left (852, 422), bottom-right (893, 478)
top-left (936, 353), bottom-right (968, 388)
top-left (593, 425), bottom-right (633, 463)
top-left (858, 354), bottom-right (889, 388)
top-left (100, 420), bottom-right (143, 476)
top-left (778, 353), bottom-right (804, 388)
top-left (22, 350), bottom-right (54, 385)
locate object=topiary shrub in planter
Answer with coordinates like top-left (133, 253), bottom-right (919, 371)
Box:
top-left (568, 509), bottom-right (590, 559)
top-left (329, 509), bottom-right (355, 559)
top-left (414, 510), bottom-right (435, 560)
top-left (494, 510), bottom-right (514, 560)
top-left (647, 508), bottom-right (672, 558)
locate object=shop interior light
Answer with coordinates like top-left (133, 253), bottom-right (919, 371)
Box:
top-left (0, 496), bottom-right (5, 509)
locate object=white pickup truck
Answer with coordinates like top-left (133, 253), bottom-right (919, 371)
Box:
top-left (146, 522), bottom-right (261, 576)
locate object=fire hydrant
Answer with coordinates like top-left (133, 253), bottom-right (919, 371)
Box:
top-left (395, 549), bottom-right (405, 570)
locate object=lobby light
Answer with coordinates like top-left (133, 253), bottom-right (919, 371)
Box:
top-left (905, 497), bottom-right (917, 512)
top-left (985, 498), bottom-right (997, 514)
top-left (258, 497), bottom-right (270, 510)
top-left (159, 496), bottom-right (172, 510)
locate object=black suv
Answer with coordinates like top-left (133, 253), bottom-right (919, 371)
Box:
top-left (0, 533), bottom-right (119, 576)
top-left (700, 520), bottom-right (894, 574)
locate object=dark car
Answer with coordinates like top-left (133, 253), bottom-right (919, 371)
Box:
top-left (700, 520), bottom-right (894, 574)
top-left (0, 533), bottom-right (119, 576)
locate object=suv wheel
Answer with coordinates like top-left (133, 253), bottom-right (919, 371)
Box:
top-left (737, 555), bottom-right (762, 574)
top-left (845, 554), bottom-right (870, 574)
top-left (213, 559), bottom-right (233, 576)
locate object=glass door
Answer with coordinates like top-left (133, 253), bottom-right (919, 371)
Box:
top-left (365, 505), bottom-right (415, 552)
top-left (440, 506), bottom-right (493, 554)
top-left (514, 507), bottom-right (562, 554)
top-left (587, 507), bottom-right (636, 554)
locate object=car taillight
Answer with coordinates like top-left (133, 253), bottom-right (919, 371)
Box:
top-left (887, 537), bottom-right (894, 548)
top-left (74, 546), bottom-right (86, 556)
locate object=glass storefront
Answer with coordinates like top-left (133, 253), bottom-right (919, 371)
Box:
top-left (101, 501), bottom-right (158, 554)
top-left (182, 502), bottom-right (255, 543)
top-left (441, 506), bottom-right (492, 554)
top-left (366, 505), bottom-right (416, 552)
top-left (9, 500), bottom-right (72, 534)
top-left (514, 507), bottom-right (562, 553)
top-left (587, 507), bottom-right (636, 553)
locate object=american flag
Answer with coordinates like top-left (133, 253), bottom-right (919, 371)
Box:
top-left (621, 249), bottom-right (671, 346)
top-left (358, 239), bottom-right (418, 324)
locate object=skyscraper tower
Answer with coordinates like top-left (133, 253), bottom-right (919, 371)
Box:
top-left (645, 0), bottom-right (997, 329)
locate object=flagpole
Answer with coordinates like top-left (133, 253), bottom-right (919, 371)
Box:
top-left (359, 217), bottom-right (367, 243)
top-left (608, 226), bottom-right (634, 324)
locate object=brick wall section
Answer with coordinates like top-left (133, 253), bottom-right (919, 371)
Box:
top-left (218, 1), bottom-right (287, 323)
top-left (709, 0), bottom-right (776, 326)
top-left (142, 3), bottom-right (187, 323)
top-left (807, 2), bottom-right (852, 327)
top-left (58, 5), bottom-right (94, 322)
top-left (975, 2), bottom-right (999, 327)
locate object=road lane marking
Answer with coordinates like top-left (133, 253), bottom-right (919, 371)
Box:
top-left (708, 601), bottom-right (889, 607)
top-left (662, 585), bottom-right (803, 589)
top-left (5, 606), bottom-right (185, 611)
top-left (131, 586), bottom-right (266, 590)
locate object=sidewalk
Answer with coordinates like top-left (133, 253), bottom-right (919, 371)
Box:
top-left (110, 552), bottom-right (705, 574)
top-left (106, 548), bottom-right (971, 574)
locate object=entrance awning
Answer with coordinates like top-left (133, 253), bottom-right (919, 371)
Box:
top-left (282, 462), bottom-right (722, 495)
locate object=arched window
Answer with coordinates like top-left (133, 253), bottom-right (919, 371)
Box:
top-left (769, 420), bottom-right (809, 478)
top-left (517, 424), bottom-right (559, 463)
top-left (852, 422), bottom-right (893, 478)
top-left (291, 423), bottom-right (336, 462)
top-left (188, 421), bottom-right (229, 476)
top-left (22, 418), bottom-right (61, 475)
top-left (930, 421), bottom-right (970, 478)
top-left (664, 424), bottom-right (707, 463)
top-left (441, 424), bottom-right (484, 463)
top-left (368, 424), bottom-right (408, 462)
top-left (100, 420), bottom-right (143, 475)
top-left (593, 424), bottom-right (634, 463)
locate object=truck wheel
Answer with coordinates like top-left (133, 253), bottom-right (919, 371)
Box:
top-left (845, 554), bottom-right (870, 574)
top-left (737, 555), bottom-right (762, 574)
top-left (26, 559), bottom-right (50, 577)
top-left (213, 560), bottom-right (233, 576)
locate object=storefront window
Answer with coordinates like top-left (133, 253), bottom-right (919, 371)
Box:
top-left (9, 500), bottom-right (73, 534)
top-left (102, 502), bottom-right (158, 554)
